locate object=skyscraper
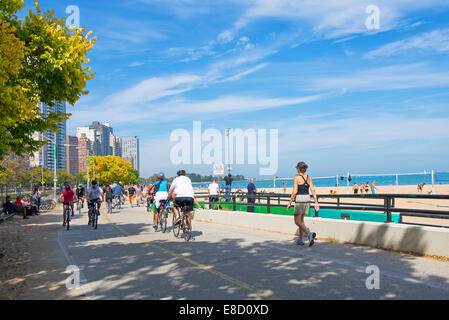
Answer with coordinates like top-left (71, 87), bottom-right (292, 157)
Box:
top-left (78, 134), bottom-right (91, 174)
top-left (66, 136), bottom-right (79, 176)
top-left (120, 136), bottom-right (140, 173)
top-left (30, 102), bottom-right (67, 171)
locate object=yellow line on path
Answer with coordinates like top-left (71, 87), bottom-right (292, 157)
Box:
top-left (103, 212), bottom-right (278, 300)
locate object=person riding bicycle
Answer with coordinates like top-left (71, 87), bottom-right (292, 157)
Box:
top-left (76, 184), bottom-right (86, 210)
top-left (145, 185), bottom-right (154, 212)
top-left (60, 184), bottom-right (75, 226)
top-left (104, 185), bottom-right (114, 211)
top-left (113, 182), bottom-right (123, 207)
top-left (149, 172), bottom-right (170, 230)
top-left (169, 170), bottom-right (195, 226)
top-left (87, 180), bottom-right (104, 226)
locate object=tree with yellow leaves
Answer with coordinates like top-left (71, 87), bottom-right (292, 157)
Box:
top-left (88, 156), bottom-right (139, 185)
top-left (0, 0), bottom-right (96, 163)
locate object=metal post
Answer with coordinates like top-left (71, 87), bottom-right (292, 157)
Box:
top-left (431, 170), bottom-right (435, 195)
top-left (53, 135), bottom-right (57, 200)
top-left (267, 196), bottom-right (271, 214)
top-left (233, 195), bottom-right (236, 211)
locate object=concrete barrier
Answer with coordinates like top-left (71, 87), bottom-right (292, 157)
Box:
top-left (195, 209), bottom-right (449, 257)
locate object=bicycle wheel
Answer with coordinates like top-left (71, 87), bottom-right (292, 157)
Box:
top-left (183, 218), bottom-right (192, 242)
top-left (160, 209), bottom-right (167, 233)
top-left (66, 208), bottom-right (70, 231)
top-left (172, 213), bottom-right (180, 238)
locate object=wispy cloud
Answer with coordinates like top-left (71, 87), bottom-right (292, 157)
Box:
top-left (304, 63), bottom-right (449, 92)
top-left (364, 28), bottom-right (449, 59)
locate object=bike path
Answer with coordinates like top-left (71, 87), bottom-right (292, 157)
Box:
top-left (57, 205), bottom-right (449, 300)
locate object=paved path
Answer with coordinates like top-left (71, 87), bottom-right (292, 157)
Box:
top-left (24, 202), bottom-right (449, 300)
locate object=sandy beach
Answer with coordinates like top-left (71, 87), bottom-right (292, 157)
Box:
top-left (194, 184), bottom-right (449, 227)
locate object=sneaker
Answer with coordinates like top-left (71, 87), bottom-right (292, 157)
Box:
top-left (295, 238), bottom-right (305, 246)
top-left (63, 221), bottom-right (66, 226)
top-left (153, 225), bottom-right (158, 231)
top-left (72, 213), bottom-right (74, 217)
top-left (24, 216), bottom-right (30, 220)
top-left (308, 232), bottom-right (316, 247)
top-left (88, 220), bottom-right (92, 226)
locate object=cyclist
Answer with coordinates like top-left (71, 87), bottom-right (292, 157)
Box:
top-left (87, 180), bottom-right (104, 226)
top-left (113, 182), bottom-right (123, 208)
top-left (128, 184), bottom-right (136, 208)
top-left (145, 185), bottom-right (155, 212)
top-left (149, 173), bottom-right (170, 230)
top-left (169, 170), bottom-right (195, 226)
top-left (104, 184), bottom-right (114, 212)
top-left (135, 184), bottom-right (142, 207)
top-left (60, 184), bottom-right (75, 226)
top-left (76, 184), bottom-right (85, 211)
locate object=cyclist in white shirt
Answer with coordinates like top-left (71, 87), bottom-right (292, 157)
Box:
top-left (87, 180), bottom-right (104, 226)
top-left (169, 170), bottom-right (196, 225)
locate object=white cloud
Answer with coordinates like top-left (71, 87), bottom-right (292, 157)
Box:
top-left (304, 63), bottom-right (449, 92)
top-left (105, 74), bottom-right (202, 106)
top-left (218, 0), bottom-right (449, 44)
top-left (364, 28), bottom-right (449, 59)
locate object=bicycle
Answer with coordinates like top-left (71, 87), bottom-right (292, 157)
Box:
top-left (63, 203), bottom-right (72, 231)
top-left (172, 204), bottom-right (193, 242)
top-left (77, 198), bottom-right (83, 214)
top-left (114, 196), bottom-right (121, 210)
top-left (107, 198), bottom-right (113, 214)
top-left (91, 200), bottom-right (101, 230)
top-left (158, 200), bottom-right (169, 233)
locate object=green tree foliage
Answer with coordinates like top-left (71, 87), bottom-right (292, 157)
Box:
top-left (0, 0), bottom-right (96, 162)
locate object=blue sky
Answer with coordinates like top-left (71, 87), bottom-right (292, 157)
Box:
top-left (21, 0), bottom-right (449, 178)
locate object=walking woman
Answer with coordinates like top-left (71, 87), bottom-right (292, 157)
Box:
top-left (286, 162), bottom-right (319, 247)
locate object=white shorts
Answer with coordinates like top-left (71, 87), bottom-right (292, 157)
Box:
top-left (155, 191), bottom-right (168, 209)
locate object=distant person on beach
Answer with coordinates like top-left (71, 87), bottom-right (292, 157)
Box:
top-left (247, 179), bottom-right (257, 212)
top-left (365, 182), bottom-right (370, 194)
top-left (286, 161), bottom-right (318, 247)
top-left (283, 182), bottom-right (287, 193)
top-left (360, 183), bottom-right (365, 194)
top-left (417, 183), bottom-right (426, 192)
top-left (371, 182), bottom-right (377, 194)
top-left (224, 174), bottom-right (233, 202)
top-left (353, 183), bottom-right (359, 194)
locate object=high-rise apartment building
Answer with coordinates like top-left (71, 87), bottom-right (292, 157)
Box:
top-left (66, 136), bottom-right (79, 176)
top-left (30, 102), bottom-right (67, 171)
top-left (120, 136), bottom-right (140, 173)
top-left (78, 134), bottom-right (91, 174)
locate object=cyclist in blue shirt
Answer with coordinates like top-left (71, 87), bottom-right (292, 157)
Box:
top-left (148, 173), bottom-right (170, 230)
top-left (113, 183), bottom-right (123, 207)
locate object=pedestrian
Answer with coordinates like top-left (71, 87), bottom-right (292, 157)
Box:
top-left (286, 161), bottom-right (319, 247)
top-left (247, 179), bottom-right (257, 212)
top-left (224, 174), bottom-right (233, 202)
top-left (283, 182), bottom-right (287, 193)
top-left (353, 183), bottom-right (359, 194)
top-left (208, 179), bottom-right (220, 210)
top-left (371, 181), bottom-right (377, 194)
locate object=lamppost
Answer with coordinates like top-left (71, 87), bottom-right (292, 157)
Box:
top-left (226, 128), bottom-right (231, 175)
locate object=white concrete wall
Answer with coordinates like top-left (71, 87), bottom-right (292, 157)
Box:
top-left (195, 209), bottom-right (449, 257)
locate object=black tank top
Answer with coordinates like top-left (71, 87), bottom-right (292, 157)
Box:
top-left (297, 175), bottom-right (310, 195)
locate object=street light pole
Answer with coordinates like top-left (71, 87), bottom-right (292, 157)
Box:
top-left (53, 134), bottom-right (57, 200)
